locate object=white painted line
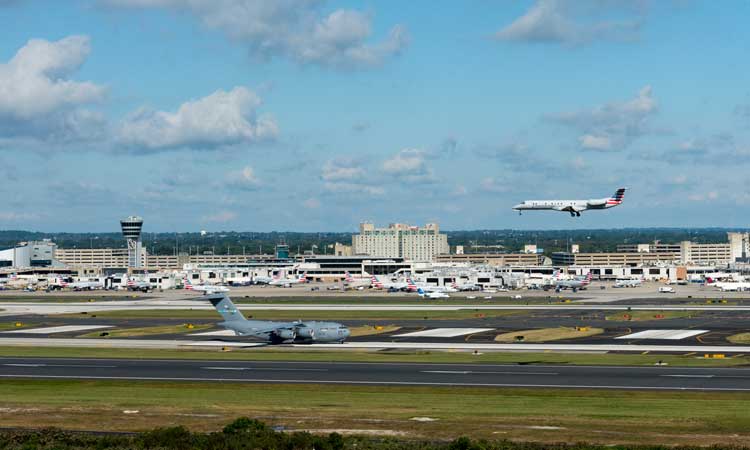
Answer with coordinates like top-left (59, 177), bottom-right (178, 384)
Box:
top-left (201, 367), bottom-right (327, 372)
top-left (2, 325), bottom-right (113, 335)
top-left (661, 374), bottom-right (714, 378)
top-left (421, 370), bottom-right (557, 376)
top-left (394, 328), bottom-right (494, 338)
top-left (3, 363), bottom-right (117, 368)
top-left (189, 330), bottom-right (235, 336)
top-left (615, 329), bottom-right (708, 340)
top-left (2, 374), bottom-right (750, 391)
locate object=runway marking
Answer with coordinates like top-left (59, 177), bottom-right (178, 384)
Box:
top-left (421, 370), bottom-right (558, 376)
top-left (614, 329), bottom-right (709, 340)
top-left (1, 325), bottom-right (113, 335)
top-left (1, 374), bottom-right (750, 391)
top-left (201, 367), bottom-right (328, 372)
top-left (3, 363), bottom-right (117, 368)
top-left (393, 328), bottom-right (494, 338)
top-left (661, 374), bottom-right (714, 378)
top-left (189, 330), bottom-right (235, 337)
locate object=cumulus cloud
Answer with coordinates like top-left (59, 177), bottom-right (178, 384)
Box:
top-left (321, 158), bottom-right (383, 196)
top-left (547, 85), bottom-right (658, 151)
top-left (382, 148), bottom-right (436, 184)
top-left (118, 87), bottom-right (277, 151)
top-left (303, 197), bottom-right (321, 209)
top-left (226, 165), bottom-right (262, 190)
top-left (202, 210), bottom-right (237, 223)
top-left (495, 0), bottom-right (647, 46)
top-left (321, 158), bottom-right (365, 182)
top-left (0, 35), bottom-right (106, 143)
top-left (102, 0), bottom-right (409, 69)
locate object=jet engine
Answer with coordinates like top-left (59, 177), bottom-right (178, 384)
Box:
top-left (273, 329), bottom-right (296, 340)
top-left (295, 326), bottom-right (315, 339)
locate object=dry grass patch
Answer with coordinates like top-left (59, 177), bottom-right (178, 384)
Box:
top-left (727, 332), bottom-right (750, 344)
top-left (78, 324), bottom-right (212, 338)
top-left (348, 325), bottom-right (401, 337)
top-left (495, 327), bottom-right (603, 343)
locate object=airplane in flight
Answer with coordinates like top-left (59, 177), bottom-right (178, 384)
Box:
top-left (513, 188), bottom-right (627, 217)
top-left (268, 272), bottom-right (308, 287)
top-left (183, 278), bottom-right (230, 294)
top-left (204, 294), bottom-right (350, 344)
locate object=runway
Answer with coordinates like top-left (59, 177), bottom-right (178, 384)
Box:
top-left (2, 357), bottom-right (750, 391)
top-left (2, 336), bottom-right (750, 353)
top-left (3, 300), bottom-right (750, 316)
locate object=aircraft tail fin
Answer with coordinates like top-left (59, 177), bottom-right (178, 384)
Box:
top-left (607, 187), bottom-right (627, 205)
top-left (206, 294), bottom-right (246, 324)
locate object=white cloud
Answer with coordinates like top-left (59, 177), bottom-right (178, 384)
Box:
top-left (102, 0), bottom-right (409, 69)
top-left (579, 134), bottom-right (612, 150)
top-left (0, 211), bottom-right (39, 221)
top-left (323, 182), bottom-right (384, 196)
top-left (202, 210), bottom-right (237, 223)
top-left (118, 87), bottom-right (277, 151)
top-left (480, 177), bottom-right (512, 193)
top-left (226, 165), bottom-right (261, 190)
top-left (321, 159), bottom-right (365, 181)
top-left (495, 0), bottom-right (646, 46)
top-left (320, 158), bottom-right (383, 197)
top-left (382, 148), bottom-right (426, 174)
top-left (0, 35), bottom-right (106, 143)
top-left (548, 85), bottom-right (657, 151)
top-left (303, 197), bottom-right (321, 209)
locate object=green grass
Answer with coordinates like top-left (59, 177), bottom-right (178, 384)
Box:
top-left (605, 310), bottom-right (698, 321)
top-left (1, 379), bottom-right (749, 445)
top-left (0, 346), bottom-right (748, 367)
top-left (64, 308), bottom-right (525, 321)
top-left (0, 322), bottom-right (32, 331)
top-left (727, 332), bottom-right (750, 344)
top-left (77, 324), bottom-right (213, 338)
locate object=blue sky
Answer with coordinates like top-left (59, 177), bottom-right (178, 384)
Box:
top-left (1, 0), bottom-right (749, 232)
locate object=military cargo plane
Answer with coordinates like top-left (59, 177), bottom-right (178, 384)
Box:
top-left (204, 294), bottom-right (350, 344)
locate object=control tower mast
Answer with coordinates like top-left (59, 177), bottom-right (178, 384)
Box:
top-left (120, 215), bottom-right (144, 268)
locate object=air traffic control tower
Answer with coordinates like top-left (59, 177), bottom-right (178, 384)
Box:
top-left (120, 215), bottom-right (144, 268)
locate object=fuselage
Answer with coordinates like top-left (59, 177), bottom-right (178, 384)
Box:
top-left (513, 199), bottom-right (612, 211)
top-left (222, 319), bottom-right (350, 343)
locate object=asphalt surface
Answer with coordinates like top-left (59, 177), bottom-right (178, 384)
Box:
top-left (2, 357), bottom-right (750, 391)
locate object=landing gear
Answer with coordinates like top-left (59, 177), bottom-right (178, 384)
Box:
top-left (569, 211), bottom-right (581, 217)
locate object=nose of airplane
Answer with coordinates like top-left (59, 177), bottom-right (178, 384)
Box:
top-left (513, 204), bottom-right (523, 210)
top-left (342, 327), bottom-right (351, 338)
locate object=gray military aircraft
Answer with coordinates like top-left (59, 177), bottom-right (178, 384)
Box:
top-left (204, 294), bottom-right (350, 344)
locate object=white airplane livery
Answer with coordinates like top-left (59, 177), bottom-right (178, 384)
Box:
top-left (514, 188), bottom-right (627, 217)
top-left (184, 278), bottom-right (229, 294)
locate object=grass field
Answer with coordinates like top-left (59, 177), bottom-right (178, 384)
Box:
top-left (0, 379), bottom-right (749, 445)
top-left (605, 310), bottom-right (698, 321)
top-left (347, 325), bottom-right (401, 337)
top-left (494, 326), bottom-right (604, 343)
top-left (64, 308), bottom-right (525, 321)
top-left (0, 346), bottom-right (748, 367)
top-left (0, 321), bottom-right (32, 331)
top-left (727, 332), bottom-right (750, 344)
top-left (78, 324), bottom-right (213, 338)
